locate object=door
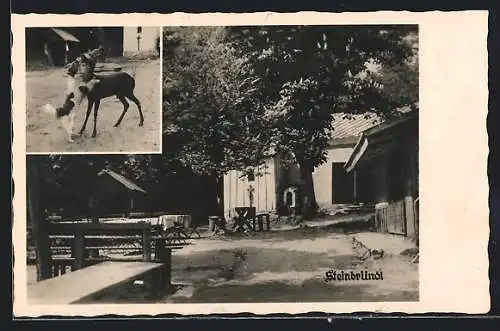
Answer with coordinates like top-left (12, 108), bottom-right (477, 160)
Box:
top-left (332, 163), bottom-right (355, 204)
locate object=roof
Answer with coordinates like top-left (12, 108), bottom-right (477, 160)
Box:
top-left (328, 112), bottom-right (381, 147)
top-left (51, 28), bottom-right (80, 42)
top-left (98, 169), bottom-right (147, 194)
top-left (344, 110), bottom-right (418, 172)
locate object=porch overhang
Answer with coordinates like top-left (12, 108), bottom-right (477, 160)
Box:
top-left (51, 28), bottom-right (80, 43)
top-left (344, 136), bottom-right (368, 173)
top-left (344, 111), bottom-right (418, 173)
top-left (97, 169), bottom-right (147, 194)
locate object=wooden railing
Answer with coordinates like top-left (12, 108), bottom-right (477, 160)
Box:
top-left (29, 221), bottom-right (189, 279)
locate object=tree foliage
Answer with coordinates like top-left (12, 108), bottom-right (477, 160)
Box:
top-left (227, 25), bottom-right (417, 218)
top-left (33, 26), bottom-right (418, 221)
top-left (32, 154), bottom-right (160, 215)
top-left (163, 27), bottom-right (273, 177)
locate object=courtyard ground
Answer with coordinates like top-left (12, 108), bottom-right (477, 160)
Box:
top-left (26, 223), bottom-right (418, 303)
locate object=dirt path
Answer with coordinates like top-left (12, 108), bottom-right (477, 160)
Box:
top-left (25, 59), bottom-right (161, 153)
top-left (166, 233), bottom-right (418, 303)
top-left (75, 229), bottom-right (418, 303)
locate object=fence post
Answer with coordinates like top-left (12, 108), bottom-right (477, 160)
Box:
top-left (153, 238), bottom-right (171, 294)
top-left (142, 228), bottom-right (152, 262)
top-left (74, 231), bottom-right (85, 270)
top-left (257, 215), bottom-right (264, 232)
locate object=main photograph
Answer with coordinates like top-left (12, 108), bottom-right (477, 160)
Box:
top-left (26, 25), bottom-right (419, 304)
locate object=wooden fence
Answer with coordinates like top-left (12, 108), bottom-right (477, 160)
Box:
top-left (375, 199), bottom-right (407, 236)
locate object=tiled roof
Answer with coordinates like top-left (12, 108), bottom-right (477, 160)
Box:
top-left (98, 169), bottom-right (147, 194)
top-left (330, 112), bottom-right (382, 140)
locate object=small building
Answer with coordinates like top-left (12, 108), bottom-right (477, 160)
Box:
top-left (311, 113), bottom-right (381, 210)
top-left (25, 28), bottom-right (81, 66)
top-left (123, 26), bottom-right (160, 56)
top-left (344, 110), bottom-right (419, 242)
top-left (223, 160), bottom-right (277, 219)
top-left (223, 112), bottom-right (381, 218)
top-left (89, 169), bottom-right (147, 221)
top-left (26, 27), bottom-right (125, 66)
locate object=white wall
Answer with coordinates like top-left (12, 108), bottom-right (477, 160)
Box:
top-left (312, 147), bottom-right (353, 209)
top-left (223, 146), bottom-right (354, 217)
top-left (223, 159), bottom-right (276, 219)
top-left (123, 26), bottom-right (159, 56)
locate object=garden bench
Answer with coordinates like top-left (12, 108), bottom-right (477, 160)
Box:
top-left (28, 221), bottom-right (190, 303)
top-left (28, 261), bottom-right (164, 304)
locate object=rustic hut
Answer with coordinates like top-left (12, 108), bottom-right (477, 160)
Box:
top-left (222, 112), bottom-right (381, 218)
top-left (88, 169), bottom-right (147, 222)
top-left (344, 110), bottom-right (419, 242)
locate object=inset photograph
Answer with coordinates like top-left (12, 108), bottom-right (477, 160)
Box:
top-left (25, 27), bottom-right (162, 153)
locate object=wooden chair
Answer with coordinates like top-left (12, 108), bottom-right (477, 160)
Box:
top-left (233, 207), bottom-right (256, 234)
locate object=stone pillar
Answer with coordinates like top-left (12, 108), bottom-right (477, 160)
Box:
top-left (374, 157), bottom-right (390, 232)
top-left (404, 148), bottom-right (417, 240)
top-left (375, 157), bottom-right (389, 204)
top-left (353, 170), bottom-right (358, 202)
top-left (405, 196), bottom-right (415, 238)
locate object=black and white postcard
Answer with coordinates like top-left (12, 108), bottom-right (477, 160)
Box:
top-left (12, 12), bottom-right (489, 316)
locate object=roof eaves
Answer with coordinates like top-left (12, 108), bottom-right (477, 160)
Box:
top-left (51, 28), bottom-right (80, 43)
top-left (344, 134), bottom-right (368, 173)
top-left (98, 169), bottom-right (147, 194)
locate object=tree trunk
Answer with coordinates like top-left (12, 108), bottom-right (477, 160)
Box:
top-left (299, 162), bottom-right (318, 221)
top-left (27, 159), bottom-right (53, 281)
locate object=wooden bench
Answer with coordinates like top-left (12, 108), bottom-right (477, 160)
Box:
top-left (28, 261), bottom-right (165, 304)
top-left (28, 221), bottom-right (189, 303)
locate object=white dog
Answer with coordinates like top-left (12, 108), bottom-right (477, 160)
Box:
top-left (42, 78), bottom-right (100, 143)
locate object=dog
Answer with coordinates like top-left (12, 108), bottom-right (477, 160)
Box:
top-left (65, 50), bottom-right (144, 138)
top-left (43, 79), bottom-right (100, 142)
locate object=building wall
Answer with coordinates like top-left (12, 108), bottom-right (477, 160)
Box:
top-left (312, 147), bottom-right (354, 209)
top-left (223, 159), bottom-right (276, 219)
top-left (362, 116), bottom-right (419, 240)
top-left (123, 26), bottom-right (159, 56)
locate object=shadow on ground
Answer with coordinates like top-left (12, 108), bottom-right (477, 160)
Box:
top-left (86, 232), bottom-right (418, 303)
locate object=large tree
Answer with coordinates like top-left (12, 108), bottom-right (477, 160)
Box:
top-left (163, 27), bottom-right (275, 215)
top-left (228, 25), bottom-right (417, 219)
